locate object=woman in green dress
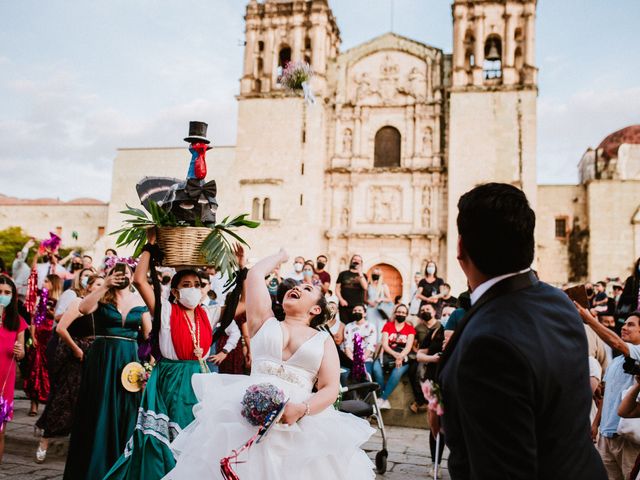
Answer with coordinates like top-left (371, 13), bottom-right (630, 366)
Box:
top-left (103, 236), bottom-right (244, 480)
top-left (63, 264), bottom-right (151, 480)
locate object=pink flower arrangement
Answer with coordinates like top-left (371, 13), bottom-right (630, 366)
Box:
top-left (422, 380), bottom-right (444, 416)
top-left (280, 61), bottom-right (312, 91)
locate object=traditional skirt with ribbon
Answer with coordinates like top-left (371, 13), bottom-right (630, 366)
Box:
top-left (103, 359), bottom-right (203, 480)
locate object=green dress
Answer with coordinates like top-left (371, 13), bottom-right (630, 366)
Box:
top-left (63, 303), bottom-right (147, 480)
top-left (103, 359), bottom-right (202, 480)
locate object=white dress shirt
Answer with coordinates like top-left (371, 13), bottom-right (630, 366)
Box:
top-left (470, 268), bottom-right (531, 306)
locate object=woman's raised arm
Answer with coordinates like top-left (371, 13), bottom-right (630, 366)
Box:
top-left (246, 249), bottom-right (288, 336)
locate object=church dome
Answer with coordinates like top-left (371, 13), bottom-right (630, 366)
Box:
top-left (598, 125), bottom-right (640, 159)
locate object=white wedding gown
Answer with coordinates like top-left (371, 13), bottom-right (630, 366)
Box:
top-left (164, 317), bottom-right (375, 479)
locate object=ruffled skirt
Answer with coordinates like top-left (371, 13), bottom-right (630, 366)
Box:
top-left (164, 372), bottom-right (376, 480)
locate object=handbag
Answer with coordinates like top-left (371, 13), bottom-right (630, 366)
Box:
top-left (617, 386), bottom-right (640, 445)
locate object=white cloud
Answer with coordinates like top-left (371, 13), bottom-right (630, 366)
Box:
top-left (538, 85), bottom-right (640, 184)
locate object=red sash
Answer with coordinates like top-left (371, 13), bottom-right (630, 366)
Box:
top-left (169, 303), bottom-right (213, 360)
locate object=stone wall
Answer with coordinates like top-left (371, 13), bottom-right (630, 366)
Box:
top-left (535, 184), bottom-right (587, 285)
top-left (0, 202), bottom-right (108, 251)
top-left (447, 89), bottom-right (537, 292)
top-left (586, 180), bottom-right (640, 283)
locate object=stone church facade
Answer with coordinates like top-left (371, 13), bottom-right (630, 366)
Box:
top-left (2, 0), bottom-right (639, 297)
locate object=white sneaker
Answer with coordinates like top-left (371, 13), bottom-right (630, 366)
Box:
top-left (379, 399), bottom-right (391, 410)
top-left (35, 445), bottom-right (47, 464)
top-left (376, 398), bottom-right (385, 409)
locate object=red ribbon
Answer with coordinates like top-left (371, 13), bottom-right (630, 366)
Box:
top-left (191, 143), bottom-right (208, 180)
top-left (219, 430), bottom-right (260, 480)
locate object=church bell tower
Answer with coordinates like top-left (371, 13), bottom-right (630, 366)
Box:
top-left (446, 0), bottom-right (538, 291)
top-left (234, 0), bottom-right (340, 259)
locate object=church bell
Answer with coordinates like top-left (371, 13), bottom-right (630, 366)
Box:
top-left (485, 37), bottom-right (502, 62)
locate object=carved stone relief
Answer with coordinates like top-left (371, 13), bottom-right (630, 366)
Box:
top-left (422, 127), bottom-right (433, 157)
top-left (422, 187), bottom-right (433, 228)
top-left (342, 128), bottom-right (353, 155)
top-left (369, 186), bottom-right (402, 223)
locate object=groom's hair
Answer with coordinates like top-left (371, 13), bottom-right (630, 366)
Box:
top-left (457, 183), bottom-right (535, 277)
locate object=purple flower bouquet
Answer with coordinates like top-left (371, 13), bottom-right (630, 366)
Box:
top-left (241, 383), bottom-right (286, 427)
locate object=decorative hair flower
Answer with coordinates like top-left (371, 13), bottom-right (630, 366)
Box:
top-left (104, 256), bottom-right (139, 271)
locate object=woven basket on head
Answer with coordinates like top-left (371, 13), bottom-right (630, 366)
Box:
top-left (156, 227), bottom-right (212, 267)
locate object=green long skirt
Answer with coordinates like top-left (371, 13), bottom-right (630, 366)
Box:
top-left (103, 359), bottom-right (202, 480)
top-left (63, 337), bottom-right (141, 480)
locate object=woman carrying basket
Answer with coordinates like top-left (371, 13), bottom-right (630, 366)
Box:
top-left (104, 229), bottom-right (244, 480)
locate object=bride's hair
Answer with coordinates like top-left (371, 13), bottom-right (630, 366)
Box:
top-left (310, 293), bottom-right (330, 329)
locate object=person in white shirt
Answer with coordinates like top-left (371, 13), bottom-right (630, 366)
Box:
top-left (206, 266), bottom-right (229, 306)
top-left (343, 304), bottom-right (377, 377)
top-left (284, 256), bottom-right (305, 283)
top-left (54, 268), bottom-right (96, 321)
top-left (12, 239), bottom-right (35, 299)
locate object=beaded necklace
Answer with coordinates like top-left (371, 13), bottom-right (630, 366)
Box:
top-left (182, 309), bottom-right (208, 373)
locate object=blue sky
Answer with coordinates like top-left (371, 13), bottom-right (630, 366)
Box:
top-left (0, 0), bottom-right (639, 201)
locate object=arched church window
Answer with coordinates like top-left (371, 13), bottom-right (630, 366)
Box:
top-left (258, 41), bottom-right (264, 52)
top-left (263, 198), bottom-right (271, 220)
top-left (374, 126), bottom-right (401, 168)
top-left (483, 34), bottom-right (503, 80)
top-left (254, 79), bottom-right (262, 93)
top-left (277, 46), bottom-right (292, 80)
top-left (304, 36), bottom-right (312, 65)
top-left (463, 30), bottom-right (475, 71)
top-left (514, 46), bottom-right (524, 71)
top-left (257, 57), bottom-right (264, 73)
top-left (252, 198), bottom-right (261, 220)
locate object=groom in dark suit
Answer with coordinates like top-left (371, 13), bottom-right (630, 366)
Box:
top-left (439, 183), bottom-right (606, 479)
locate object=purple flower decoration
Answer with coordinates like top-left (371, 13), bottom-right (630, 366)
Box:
top-left (350, 332), bottom-right (366, 382)
top-left (34, 288), bottom-right (49, 327)
top-left (241, 383), bottom-right (286, 427)
top-left (0, 395), bottom-right (13, 431)
top-left (40, 232), bottom-right (61, 252)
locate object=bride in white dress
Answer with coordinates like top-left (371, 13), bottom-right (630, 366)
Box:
top-left (164, 249), bottom-right (375, 479)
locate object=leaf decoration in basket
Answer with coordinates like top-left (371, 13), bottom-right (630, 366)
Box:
top-left (111, 202), bottom-right (259, 280)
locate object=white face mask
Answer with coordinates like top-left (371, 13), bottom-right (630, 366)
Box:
top-left (178, 288), bottom-right (202, 309)
top-left (426, 266), bottom-right (436, 275)
top-left (294, 262), bottom-right (304, 273)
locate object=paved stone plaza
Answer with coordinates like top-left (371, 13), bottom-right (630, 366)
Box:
top-left (2, 397), bottom-right (449, 479)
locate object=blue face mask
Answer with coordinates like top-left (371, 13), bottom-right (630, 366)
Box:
top-left (0, 294), bottom-right (12, 308)
top-left (81, 277), bottom-right (89, 289)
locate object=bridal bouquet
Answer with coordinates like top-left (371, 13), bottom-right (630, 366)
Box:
top-left (220, 383), bottom-right (288, 479)
top-left (241, 383), bottom-right (286, 426)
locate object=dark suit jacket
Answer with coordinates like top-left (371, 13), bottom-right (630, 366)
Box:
top-left (439, 272), bottom-right (606, 480)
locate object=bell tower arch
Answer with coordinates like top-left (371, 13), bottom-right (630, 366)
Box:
top-left (446, 0), bottom-right (538, 291)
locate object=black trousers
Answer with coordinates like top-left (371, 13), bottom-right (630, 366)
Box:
top-left (408, 359), bottom-right (427, 405)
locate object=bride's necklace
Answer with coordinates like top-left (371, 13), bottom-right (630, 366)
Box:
top-left (182, 309), bottom-right (207, 373)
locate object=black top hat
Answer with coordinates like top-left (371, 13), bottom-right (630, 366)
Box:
top-left (184, 121), bottom-right (211, 145)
